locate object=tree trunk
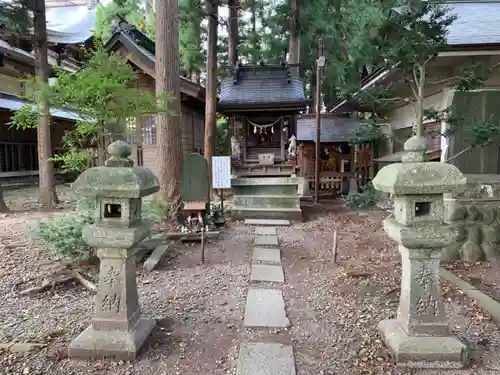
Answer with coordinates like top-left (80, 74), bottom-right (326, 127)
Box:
top-left (228, 0), bottom-right (239, 66)
top-left (250, 0), bottom-right (258, 64)
top-left (289, 0), bottom-right (302, 76)
top-left (34, 0), bottom-right (58, 208)
top-left (155, 0), bottom-right (183, 205)
top-left (204, 0), bottom-right (218, 192)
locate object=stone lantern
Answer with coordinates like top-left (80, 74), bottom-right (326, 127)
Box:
top-left (69, 140), bottom-right (159, 360)
top-left (372, 136), bottom-right (468, 368)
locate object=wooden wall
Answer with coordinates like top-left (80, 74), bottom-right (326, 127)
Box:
top-left (133, 72), bottom-right (205, 174)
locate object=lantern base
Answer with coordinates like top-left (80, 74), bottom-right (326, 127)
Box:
top-left (69, 316), bottom-right (156, 360)
top-left (378, 319), bottom-right (469, 369)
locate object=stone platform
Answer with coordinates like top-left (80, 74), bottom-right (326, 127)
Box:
top-left (231, 176), bottom-right (301, 221)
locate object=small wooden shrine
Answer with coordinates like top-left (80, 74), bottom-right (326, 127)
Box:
top-left (296, 114), bottom-right (375, 196)
top-left (218, 59), bottom-right (311, 220)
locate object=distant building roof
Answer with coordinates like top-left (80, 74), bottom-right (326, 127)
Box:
top-left (46, 5), bottom-right (97, 44)
top-left (393, 1), bottom-right (500, 46)
top-left (218, 65), bottom-right (310, 112)
top-left (0, 92), bottom-right (82, 121)
top-left (296, 115), bottom-right (362, 142)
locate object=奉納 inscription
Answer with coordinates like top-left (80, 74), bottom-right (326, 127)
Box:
top-left (415, 294), bottom-right (439, 317)
top-left (414, 263), bottom-right (433, 290)
top-left (101, 293), bottom-right (121, 313)
top-left (103, 265), bottom-right (121, 287)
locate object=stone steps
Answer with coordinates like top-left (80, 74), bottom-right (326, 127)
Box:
top-left (244, 219), bottom-right (290, 226)
top-left (233, 195), bottom-right (300, 210)
top-left (232, 206), bottom-right (302, 221)
top-left (236, 342), bottom-right (296, 375)
top-left (235, 225), bottom-right (297, 375)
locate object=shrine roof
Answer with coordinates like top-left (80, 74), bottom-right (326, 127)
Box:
top-left (218, 64), bottom-right (311, 113)
top-left (297, 114), bottom-right (363, 143)
top-left (104, 19), bottom-right (205, 103)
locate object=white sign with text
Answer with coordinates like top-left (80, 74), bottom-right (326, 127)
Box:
top-left (212, 156), bottom-right (231, 189)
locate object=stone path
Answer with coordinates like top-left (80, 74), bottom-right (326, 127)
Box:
top-left (236, 222), bottom-right (296, 375)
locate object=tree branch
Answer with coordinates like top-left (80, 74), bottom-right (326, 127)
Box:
top-left (444, 146), bottom-right (472, 163)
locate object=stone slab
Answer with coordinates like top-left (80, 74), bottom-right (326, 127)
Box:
top-left (251, 264), bottom-right (284, 283)
top-left (254, 235), bottom-right (279, 247)
top-left (245, 219), bottom-right (291, 226)
top-left (68, 317), bottom-right (156, 360)
top-left (244, 288), bottom-right (290, 328)
top-left (143, 242), bottom-right (173, 273)
top-left (378, 319), bottom-right (469, 368)
top-left (252, 247), bottom-right (281, 263)
top-left (236, 342), bottom-right (296, 375)
top-left (254, 226), bottom-right (277, 236)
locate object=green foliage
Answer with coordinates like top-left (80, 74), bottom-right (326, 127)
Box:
top-left (30, 212), bottom-right (95, 262)
top-left (10, 46), bottom-right (172, 172)
top-left (215, 116), bottom-right (229, 155)
top-left (349, 119), bottom-right (388, 144)
top-left (94, 0), bottom-right (155, 42)
top-left (142, 200), bottom-right (173, 227)
top-left (0, 0), bottom-right (32, 36)
top-left (207, 201), bottom-right (224, 227)
top-left (374, 3), bottom-right (456, 75)
top-left (343, 183), bottom-right (380, 209)
top-left (9, 104), bottom-right (37, 129)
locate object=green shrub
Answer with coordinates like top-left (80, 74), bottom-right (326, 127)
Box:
top-left (30, 212), bottom-right (95, 262)
top-left (343, 182), bottom-right (380, 209)
top-left (142, 200), bottom-right (173, 228)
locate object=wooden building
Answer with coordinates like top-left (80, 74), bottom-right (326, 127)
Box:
top-left (296, 114), bottom-right (373, 195)
top-left (0, 39), bottom-right (83, 180)
top-left (218, 62), bottom-right (310, 220)
top-left (218, 63), bottom-right (310, 174)
top-left (105, 21), bottom-right (206, 174)
top-left (329, 1), bottom-right (500, 174)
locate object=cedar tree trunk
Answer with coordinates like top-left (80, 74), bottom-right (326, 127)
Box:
top-left (289, 0), bottom-right (301, 76)
top-left (204, 0), bottom-right (218, 192)
top-left (228, 0), bottom-right (239, 65)
top-left (155, 0), bottom-right (183, 205)
top-left (34, 0), bottom-right (58, 208)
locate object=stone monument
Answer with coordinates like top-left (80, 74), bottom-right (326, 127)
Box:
top-left (372, 135), bottom-right (468, 368)
top-left (69, 140), bottom-right (159, 360)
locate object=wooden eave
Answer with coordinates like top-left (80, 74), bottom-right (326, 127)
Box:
top-left (217, 99), bottom-right (311, 114)
top-left (105, 33), bottom-right (205, 106)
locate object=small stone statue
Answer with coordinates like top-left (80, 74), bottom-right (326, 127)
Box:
top-left (231, 136), bottom-right (241, 160)
top-left (288, 134), bottom-right (297, 158)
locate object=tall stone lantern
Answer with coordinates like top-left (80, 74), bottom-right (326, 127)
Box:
top-left (69, 140), bottom-right (159, 360)
top-left (372, 136), bottom-right (468, 368)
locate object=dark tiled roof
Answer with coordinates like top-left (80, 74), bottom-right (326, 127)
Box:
top-left (104, 19), bottom-right (204, 99)
top-left (296, 115), bottom-right (362, 142)
top-left (218, 65), bottom-right (309, 109)
top-left (394, 1), bottom-right (500, 46)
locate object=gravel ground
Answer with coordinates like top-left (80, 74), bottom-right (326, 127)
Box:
top-left (443, 261), bottom-right (500, 303)
top-left (1, 187), bottom-right (500, 375)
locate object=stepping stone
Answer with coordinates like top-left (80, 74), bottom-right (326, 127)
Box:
top-left (254, 235), bottom-right (279, 247)
top-left (254, 226), bottom-right (277, 236)
top-left (245, 219), bottom-right (290, 226)
top-left (252, 247), bottom-right (281, 263)
top-left (244, 288), bottom-right (290, 328)
top-left (236, 342), bottom-right (296, 375)
top-left (251, 264), bottom-right (284, 283)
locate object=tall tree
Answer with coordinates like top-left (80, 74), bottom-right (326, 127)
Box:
top-left (288, 0), bottom-right (301, 76)
top-left (34, 0), bottom-right (58, 207)
top-left (204, 0), bottom-right (218, 191)
top-left (227, 0), bottom-right (239, 65)
top-left (179, 0), bottom-right (204, 83)
top-left (155, 0), bottom-right (183, 206)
